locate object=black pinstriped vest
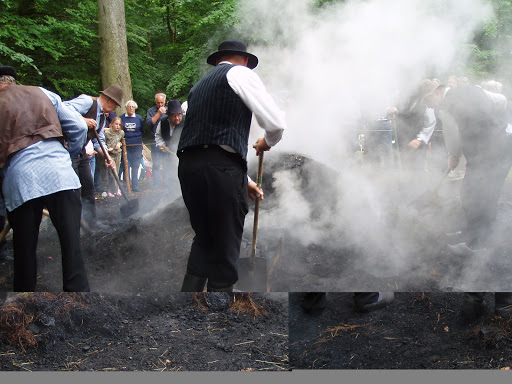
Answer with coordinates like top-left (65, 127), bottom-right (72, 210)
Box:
top-left (178, 63), bottom-right (252, 160)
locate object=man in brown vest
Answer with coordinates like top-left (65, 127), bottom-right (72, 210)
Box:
top-left (64, 85), bottom-right (122, 230)
top-left (0, 64), bottom-right (90, 291)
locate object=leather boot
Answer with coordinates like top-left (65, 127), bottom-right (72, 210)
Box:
top-left (207, 285), bottom-right (233, 292)
top-left (180, 274), bottom-right (206, 292)
top-left (300, 292), bottom-right (327, 314)
top-left (462, 292), bottom-right (486, 320)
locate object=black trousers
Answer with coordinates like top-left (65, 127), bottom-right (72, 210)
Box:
top-left (71, 151), bottom-right (97, 224)
top-left (464, 292), bottom-right (512, 307)
top-left (0, 215), bottom-right (8, 258)
top-left (461, 136), bottom-right (512, 248)
top-left (7, 189), bottom-right (90, 292)
top-left (178, 145), bottom-right (248, 289)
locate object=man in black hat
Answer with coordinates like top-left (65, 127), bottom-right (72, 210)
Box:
top-left (154, 99), bottom-right (185, 189)
top-left (146, 93), bottom-right (168, 189)
top-left (155, 100), bottom-right (184, 152)
top-left (0, 63), bottom-right (90, 291)
top-left (178, 39), bottom-right (286, 292)
top-left (64, 85), bottom-right (122, 230)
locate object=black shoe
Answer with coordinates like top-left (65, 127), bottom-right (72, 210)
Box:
top-left (300, 293), bottom-right (327, 314)
top-left (355, 292), bottom-right (394, 312)
top-left (180, 274), bottom-right (207, 292)
top-left (0, 254), bottom-right (13, 262)
top-left (462, 300), bottom-right (486, 320)
top-left (207, 285), bottom-right (233, 292)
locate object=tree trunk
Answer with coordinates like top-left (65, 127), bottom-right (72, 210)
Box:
top-left (97, 0), bottom-right (132, 114)
top-left (166, 0), bottom-right (177, 44)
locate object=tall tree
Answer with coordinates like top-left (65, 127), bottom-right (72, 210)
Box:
top-left (97, 0), bottom-right (132, 111)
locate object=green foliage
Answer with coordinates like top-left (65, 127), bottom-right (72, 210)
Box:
top-left (0, 0), bottom-right (100, 98)
top-left (2, 0), bottom-right (512, 109)
top-left (123, 0), bottom-right (238, 116)
top-left (463, 0), bottom-right (512, 85)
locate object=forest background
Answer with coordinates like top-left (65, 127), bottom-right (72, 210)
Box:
top-left (1, 0), bottom-right (512, 138)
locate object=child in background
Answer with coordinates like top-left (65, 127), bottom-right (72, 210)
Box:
top-left (103, 116), bottom-right (125, 197)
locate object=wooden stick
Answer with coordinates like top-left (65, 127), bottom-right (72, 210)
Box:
top-left (121, 138), bottom-right (131, 193)
top-left (251, 150), bottom-right (264, 260)
top-left (0, 223), bottom-right (11, 243)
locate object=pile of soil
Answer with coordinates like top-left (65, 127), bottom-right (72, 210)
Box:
top-left (289, 292), bottom-right (512, 369)
top-left (0, 292), bottom-right (288, 371)
top-left (0, 151), bottom-right (511, 292)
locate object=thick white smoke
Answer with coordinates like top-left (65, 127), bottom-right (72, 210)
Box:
top-left (238, 0), bottom-right (495, 288)
top-left (242, 0), bottom-right (492, 164)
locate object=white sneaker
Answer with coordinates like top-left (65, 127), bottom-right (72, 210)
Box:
top-left (447, 243), bottom-right (483, 257)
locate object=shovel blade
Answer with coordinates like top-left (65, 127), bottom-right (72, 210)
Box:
top-left (120, 198), bottom-right (140, 218)
top-left (236, 257), bottom-right (268, 291)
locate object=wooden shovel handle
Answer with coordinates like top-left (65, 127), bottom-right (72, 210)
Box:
top-left (121, 138), bottom-right (131, 193)
top-left (251, 148), bottom-right (264, 258)
top-left (0, 223), bottom-right (11, 243)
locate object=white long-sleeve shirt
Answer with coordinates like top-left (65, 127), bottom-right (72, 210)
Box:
top-left (417, 107), bottom-right (437, 144)
top-left (222, 61), bottom-right (286, 147)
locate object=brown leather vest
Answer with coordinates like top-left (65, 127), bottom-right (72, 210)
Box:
top-left (0, 84), bottom-right (65, 167)
top-left (83, 97), bottom-right (99, 142)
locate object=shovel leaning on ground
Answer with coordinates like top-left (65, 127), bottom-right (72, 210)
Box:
top-left (237, 149), bottom-right (269, 292)
top-left (93, 130), bottom-right (139, 218)
top-left (407, 168), bottom-right (451, 211)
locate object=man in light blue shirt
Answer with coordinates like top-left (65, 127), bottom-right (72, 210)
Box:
top-left (0, 64), bottom-right (90, 291)
top-left (64, 85), bottom-right (122, 229)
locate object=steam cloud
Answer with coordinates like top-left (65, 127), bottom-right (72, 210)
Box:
top-left (236, 0), bottom-right (502, 290)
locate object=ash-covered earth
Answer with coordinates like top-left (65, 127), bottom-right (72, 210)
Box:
top-left (289, 292), bottom-right (512, 370)
top-left (0, 292), bottom-right (288, 371)
top-left (0, 151), bottom-right (511, 292)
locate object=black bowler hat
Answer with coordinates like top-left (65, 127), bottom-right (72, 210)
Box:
top-left (167, 99), bottom-right (184, 114)
top-left (0, 63), bottom-right (17, 79)
top-left (206, 39), bottom-right (258, 69)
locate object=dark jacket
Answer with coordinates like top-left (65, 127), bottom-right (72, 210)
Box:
top-left (441, 85), bottom-right (507, 162)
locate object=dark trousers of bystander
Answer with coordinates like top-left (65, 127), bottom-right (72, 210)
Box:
top-left (7, 189), bottom-right (90, 292)
top-left (178, 145), bottom-right (249, 289)
top-left (71, 151), bottom-right (97, 224)
top-left (126, 145), bottom-right (143, 191)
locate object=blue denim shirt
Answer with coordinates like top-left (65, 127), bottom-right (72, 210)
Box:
top-left (64, 94), bottom-right (107, 152)
top-left (1, 87), bottom-right (87, 213)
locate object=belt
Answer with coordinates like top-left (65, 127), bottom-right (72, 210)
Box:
top-left (178, 144), bottom-right (246, 168)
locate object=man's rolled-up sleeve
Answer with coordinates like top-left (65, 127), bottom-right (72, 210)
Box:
top-left (227, 66), bottom-right (286, 147)
top-left (40, 88), bottom-right (88, 157)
